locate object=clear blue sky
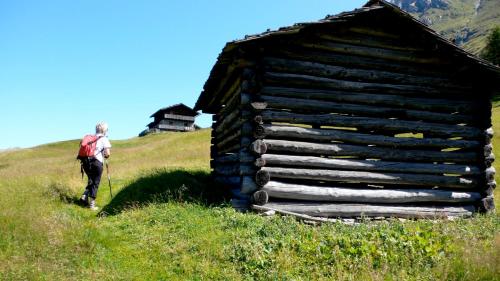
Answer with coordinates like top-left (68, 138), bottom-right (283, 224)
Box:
top-left (0, 0), bottom-right (366, 149)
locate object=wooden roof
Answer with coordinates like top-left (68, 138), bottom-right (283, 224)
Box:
top-left (195, 0), bottom-right (500, 113)
top-left (150, 103), bottom-right (199, 118)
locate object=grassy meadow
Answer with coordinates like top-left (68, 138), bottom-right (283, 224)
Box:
top-left (1, 107), bottom-right (499, 280)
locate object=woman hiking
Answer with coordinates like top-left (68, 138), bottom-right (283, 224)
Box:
top-left (79, 122), bottom-right (112, 210)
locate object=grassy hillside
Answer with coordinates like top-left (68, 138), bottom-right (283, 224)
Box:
top-left (392, 0), bottom-right (500, 55)
top-left (464, 0), bottom-right (500, 53)
top-left (1, 114), bottom-right (499, 280)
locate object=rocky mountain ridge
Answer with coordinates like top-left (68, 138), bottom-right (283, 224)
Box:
top-left (389, 0), bottom-right (450, 13)
top-left (388, 0), bottom-right (499, 54)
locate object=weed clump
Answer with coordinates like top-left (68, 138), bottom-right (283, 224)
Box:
top-left (47, 182), bottom-right (75, 203)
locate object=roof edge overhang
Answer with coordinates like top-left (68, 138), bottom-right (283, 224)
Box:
top-left (364, 0), bottom-right (500, 74)
top-left (194, 0), bottom-right (500, 113)
top-left (150, 103), bottom-right (200, 118)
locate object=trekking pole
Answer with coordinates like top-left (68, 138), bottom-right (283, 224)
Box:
top-left (105, 159), bottom-right (113, 198)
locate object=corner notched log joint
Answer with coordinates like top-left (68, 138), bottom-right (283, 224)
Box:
top-left (201, 12), bottom-right (497, 218)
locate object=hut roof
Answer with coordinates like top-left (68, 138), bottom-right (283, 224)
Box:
top-left (150, 103), bottom-right (199, 118)
top-left (195, 0), bottom-right (500, 113)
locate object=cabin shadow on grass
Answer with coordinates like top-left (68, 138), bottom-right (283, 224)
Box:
top-left (100, 169), bottom-right (228, 216)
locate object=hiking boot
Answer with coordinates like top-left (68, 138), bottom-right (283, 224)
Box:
top-left (80, 193), bottom-right (89, 206)
top-left (89, 199), bottom-right (99, 211)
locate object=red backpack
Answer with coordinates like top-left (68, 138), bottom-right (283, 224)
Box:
top-left (77, 135), bottom-right (102, 160)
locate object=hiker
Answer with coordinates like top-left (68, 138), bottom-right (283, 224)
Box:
top-left (79, 122), bottom-right (112, 210)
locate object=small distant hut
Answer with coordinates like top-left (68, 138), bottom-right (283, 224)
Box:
top-left (144, 103), bottom-right (199, 135)
top-left (195, 0), bottom-right (499, 218)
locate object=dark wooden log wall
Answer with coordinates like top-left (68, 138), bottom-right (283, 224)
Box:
top-left (210, 25), bottom-right (496, 218)
top-left (210, 67), bottom-right (261, 209)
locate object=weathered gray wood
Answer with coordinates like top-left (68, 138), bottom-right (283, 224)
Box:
top-left (478, 196), bottom-right (495, 213)
top-left (214, 164), bottom-right (256, 176)
top-left (298, 39), bottom-right (447, 65)
top-left (252, 204), bottom-right (339, 223)
top-left (231, 198), bottom-right (250, 211)
top-left (262, 181), bottom-right (482, 203)
top-left (215, 79), bottom-right (253, 118)
top-left (217, 89), bottom-right (253, 117)
top-left (206, 73), bottom-right (242, 111)
top-left (219, 85), bottom-right (241, 116)
top-left (201, 58), bottom-right (256, 111)
top-left (259, 95), bottom-right (478, 126)
top-left (266, 45), bottom-right (454, 80)
top-left (484, 186), bottom-right (494, 197)
top-left (212, 151), bottom-right (255, 165)
top-left (252, 139), bottom-right (479, 163)
top-left (219, 77), bottom-right (254, 110)
top-left (218, 136), bottom-right (254, 155)
top-left (214, 105), bottom-right (236, 123)
top-left (250, 139), bottom-right (268, 155)
top-left (484, 143), bottom-right (493, 155)
top-left (485, 167), bottom-right (496, 181)
top-left (313, 30), bottom-right (425, 52)
top-left (487, 179), bottom-right (497, 190)
top-left (217, 142), bottom-right (242, 155)
top-left (209, 143), bottom-right (218, 158)
top-left (260, 86), bottom-right (475, 114)
top-left (253, 115), bottom-right (264, 125)
top-left (215, 121), bottom-right (253, 146)
top-left (252, 190), bottom-right (269, 205)
top-left (259, 110), bottom-right (480, 138)
top-left (240, 92), bottom-right (252, 106)
top-left (262, 202), bottom-right (475, 218)
top-left (215, 109), bottom-right (241, 134)
top-left (214, 164), bottom-right (240, 176)
top-left (212, 153), bottom-right (239, 164)
top-left (346, 26), bottom-right (401, 40)
top-left (485, 128), bottom-right (494, 143)
top-left (239, 151), bottom-right (256, 163)
top-left (241, 176), bottom-right (259, 194)
top-left (259, 167), bottom-right (479, 189)
top-left (231, 188), bottom-right (251, 200)
top-left (251, 102), bottom-right (268, 111)
top-left (485, 153), bottom-right (495, 166)
top-left (213, 176), bottom-right (240, 188)
top-left (257, 124), bottom-right (480, 149)
top-left (264, 72), bottom-right (455, 97)
top-left (262, 58), bottom-right (469, 95)
top-left (256, 154), bottom-right (481, 175)
top-left (256, 169), bottom-right (271, 186)
top-left (216, 129), bottom-right (241, 149)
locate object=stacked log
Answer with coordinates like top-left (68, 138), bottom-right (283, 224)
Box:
top-left (210, 68), bottom-right (260, 209)
top-left (249, 39), bottom-right (493, 217)
top-left (208, 27), bottom-right (496, 218)
top-left (479, 127), bottom-right (496, 212)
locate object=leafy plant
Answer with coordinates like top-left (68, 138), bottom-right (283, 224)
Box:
top-left (481, 26), bottom-right (500, 65)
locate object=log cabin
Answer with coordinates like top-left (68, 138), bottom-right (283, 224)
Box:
top-left (194, 0), bottom-right (500, 218)
top-left (144, 103), bottom-right (199, 134)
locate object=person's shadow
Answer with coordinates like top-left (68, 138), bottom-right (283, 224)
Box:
top-left (99, 169), bottom-right (228, 216)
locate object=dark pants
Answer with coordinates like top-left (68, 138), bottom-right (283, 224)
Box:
top-left (82, 158), bottom-right (103, 199)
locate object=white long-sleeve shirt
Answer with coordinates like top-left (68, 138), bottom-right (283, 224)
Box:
top-left (94, 134), bottom-right (111, 163)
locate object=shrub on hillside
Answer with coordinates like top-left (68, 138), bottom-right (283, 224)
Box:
top-left (481, 26), bottom-right (500, 65)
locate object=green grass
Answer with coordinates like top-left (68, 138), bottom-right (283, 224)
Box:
top-left (1, 121), bottom-right (499, 280)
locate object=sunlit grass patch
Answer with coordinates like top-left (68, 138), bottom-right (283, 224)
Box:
top-left (0, 123), bottom-right (498, 280)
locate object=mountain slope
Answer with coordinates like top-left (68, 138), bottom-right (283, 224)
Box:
top-left (388, 0), bottom-right (500, 54)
